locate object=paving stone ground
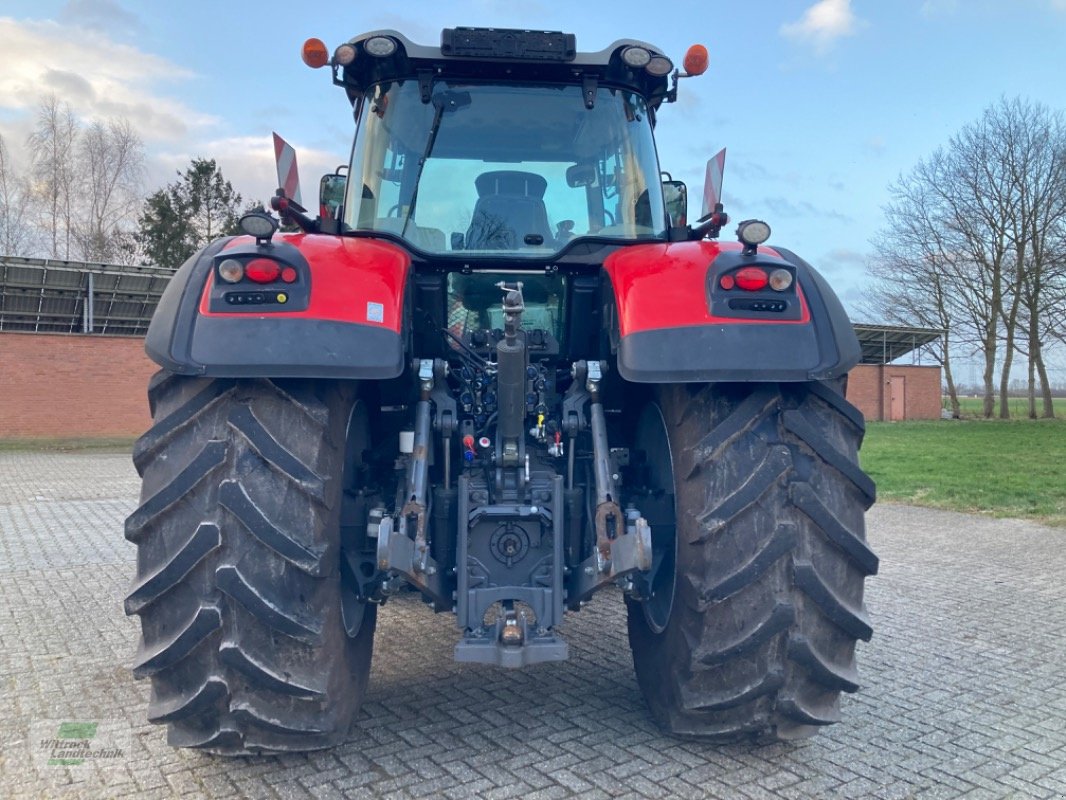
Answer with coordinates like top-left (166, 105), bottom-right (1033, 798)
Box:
top-left (1, 451), bottom-right (1065, 799)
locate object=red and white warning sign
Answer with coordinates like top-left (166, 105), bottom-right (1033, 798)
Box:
top-left (702, 148), bottom-right (726, 218)
top-left (272, 132), bottom-right (302, 207)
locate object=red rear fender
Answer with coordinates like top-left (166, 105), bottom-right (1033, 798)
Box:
top-left (201, 233), bottom-right (410, 331)
top-left (603, 241), bottom-right (860, 383)
top-left (603, 241), bottom-right (808, 336)
top-left (145, 234), bottom-right (412, 379)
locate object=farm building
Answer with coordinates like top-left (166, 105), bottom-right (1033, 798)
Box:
top-left (847, 324), bottom-right (944, 421)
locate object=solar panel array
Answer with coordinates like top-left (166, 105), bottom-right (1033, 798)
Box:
top-left (852, 323), bottom-right (944, 365)
top-left (0, 256), bottom-right (173, 336)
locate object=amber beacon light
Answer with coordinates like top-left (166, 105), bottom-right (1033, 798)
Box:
top-left (301, 38), bottom-right (329, 68)
top-left (683, 44), bottom-right (709, 76)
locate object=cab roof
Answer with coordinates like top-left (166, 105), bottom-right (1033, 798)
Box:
top-left (330, 28), bottom-right (676, 110)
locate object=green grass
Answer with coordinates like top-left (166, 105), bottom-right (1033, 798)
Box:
top-left (949, 396), bottom-right (1066, 419)
top-left (4, 416), bottom-right (1065, 526)
top-left (861, 418), bottom-right (1066, 526)
top-left (0, 437), bottom-right (135, 454)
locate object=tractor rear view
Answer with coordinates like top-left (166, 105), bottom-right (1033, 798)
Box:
top-left (125, 27), bottom-right (877, 754)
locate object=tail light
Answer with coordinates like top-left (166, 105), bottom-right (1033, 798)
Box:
top-left (245, 258), bottom-right (281, 284)
top-left (734, 267), bottom-right (769, 291)
top-left (769, 269), bottom-right (793, 291)
top-left (217, 259), bottom-right (244, 283)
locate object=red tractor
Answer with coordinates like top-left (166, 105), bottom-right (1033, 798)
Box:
top-left (125, 27), bottom-right (877, 754)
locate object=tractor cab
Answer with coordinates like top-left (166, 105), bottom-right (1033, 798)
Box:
top-left (343, 79), bottom-right (666, 256)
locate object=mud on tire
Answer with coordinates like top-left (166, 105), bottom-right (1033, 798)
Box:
top-left (124, 372), bottom-right (376, 754)
top-left (626, 381), bottom-right (877, 740)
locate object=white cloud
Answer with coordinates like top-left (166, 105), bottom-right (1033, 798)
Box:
top-left (0, 17), bottom-right (216, 146)
top-left (0, 14), bottom-right (349, 217)
top-left (780, 0), bottom-right (866, 54)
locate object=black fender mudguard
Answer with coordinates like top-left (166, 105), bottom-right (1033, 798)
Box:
top-left (614, 245), bottom-right (861, 383)
top-left (145, 237), bottom-right (407, 379)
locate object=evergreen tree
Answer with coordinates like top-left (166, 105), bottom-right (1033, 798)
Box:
top-left (136, 158), bottom-right (243, 269)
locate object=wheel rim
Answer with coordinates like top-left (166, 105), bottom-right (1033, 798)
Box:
top-left (634, 402), bottom-right (677, 634)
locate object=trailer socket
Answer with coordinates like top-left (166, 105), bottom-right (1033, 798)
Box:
top-left (501, 617), bottom-right (524, 646)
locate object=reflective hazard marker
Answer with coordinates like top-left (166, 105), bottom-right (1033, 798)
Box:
top-left (272, 132), bottom-right (302, 207)
top-left (702, 148), bottom-right (726, 219)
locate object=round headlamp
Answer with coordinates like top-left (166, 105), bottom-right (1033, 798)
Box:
top-left (239, 212), bottom-right (278, 241)
top-left (364, 36), bottom-right (398, 57)
top-left (737, 220), bottom-right (772, 247)
top-left (621, 46), bottom-right (652, 68)
top-left (646, 56), bottom-right (674, 77)
top-left (334, 43), bottom-right (357, 66)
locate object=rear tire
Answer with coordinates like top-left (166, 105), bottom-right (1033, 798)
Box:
top-left (626, 381), bottom-right (877, 740)
top-left (124, 372), bottom-right (376, 754)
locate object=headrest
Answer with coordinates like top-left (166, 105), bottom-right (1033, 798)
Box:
top-left (474, 171), bottom-right (548, 198)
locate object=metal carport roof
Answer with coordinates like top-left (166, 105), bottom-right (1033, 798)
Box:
top-left (852, 323), bottom-right (944, 365)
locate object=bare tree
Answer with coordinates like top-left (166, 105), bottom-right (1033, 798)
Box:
top-left (1002, 100), bottom-right (1066, 419)
top-left (879, 144), bottom-right (1011, 418)
top-left (75, 118), bottom-right (145, 263)
top-left (0, 133), bottom-right (37, 257)
top-left (936, 117), bottom-right (1017, 418)
top-left (863, 171), bottom-right (963, 416)
top-left (868, 98), bottom-right (1066, 419)
top-left (27, 96), bottom-right (80, 259)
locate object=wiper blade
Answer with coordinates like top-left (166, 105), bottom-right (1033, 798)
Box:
top-left (402, 91), bottom-right (472, 234)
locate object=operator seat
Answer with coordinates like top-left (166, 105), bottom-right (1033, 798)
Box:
top-left (465, 171), bottom-right (553, 249)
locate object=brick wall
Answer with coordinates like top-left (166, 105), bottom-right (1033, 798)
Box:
top-left (0, 330), bottom-right (944, 437)
top-left (847, 364), bottom-right (942, 422)
top-left (0, 332), bottom-right (157, 439)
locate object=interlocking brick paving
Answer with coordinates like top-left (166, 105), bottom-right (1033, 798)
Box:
top-left (2, 452), bottom-right (1065, 799)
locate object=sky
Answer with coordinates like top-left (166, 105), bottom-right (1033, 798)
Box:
top-left (1, 0), bottom-right (1065, 348)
